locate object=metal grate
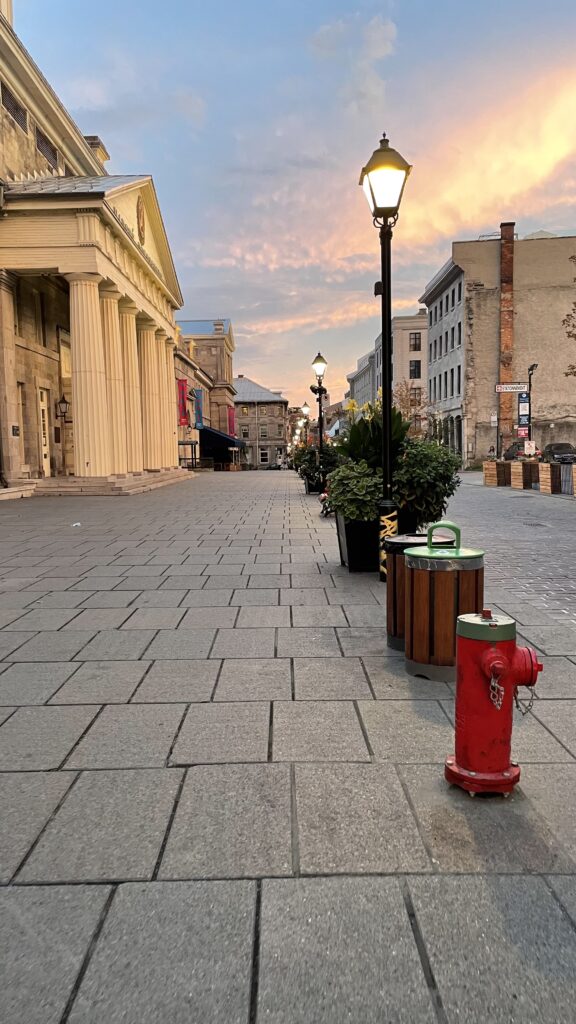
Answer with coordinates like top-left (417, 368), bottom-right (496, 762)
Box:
top-left (35, 126), bottom-right (58, 169)
top-left (1, 81), bottom-right (28, 132)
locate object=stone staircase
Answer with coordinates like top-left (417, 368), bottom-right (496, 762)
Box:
top-left (33, 469), bottom-right (193, 497)
top-left (0, 480), bottom-right (37, 501)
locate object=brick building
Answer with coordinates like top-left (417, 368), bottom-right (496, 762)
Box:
top-left (234, 376), bottom-right (288, 468)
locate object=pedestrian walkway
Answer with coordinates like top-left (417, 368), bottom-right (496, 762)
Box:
top-left (1, 471), bottom-right (576, 1023)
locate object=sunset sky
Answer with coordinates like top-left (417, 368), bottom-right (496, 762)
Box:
top-left (15, 0), bottom-right (576, 405)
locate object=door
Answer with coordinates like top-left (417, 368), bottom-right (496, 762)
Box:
top-left (39, 389), bottom-right (51, 477)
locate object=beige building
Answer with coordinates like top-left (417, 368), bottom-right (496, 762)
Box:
top-left (0, 4), bottom-right (184, 494)
top-left (420, 222), bottom-right (576, 464)
top-left (388, 310), bottom-right (428, 434)
top-left (234, 376), bottom-right (288, 467)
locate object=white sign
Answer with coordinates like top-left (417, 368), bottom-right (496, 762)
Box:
top-left (495, 382), bottom-right (529, 393)
top-left (490, 413), bottom-right (498, 427)
top-left (525, 440), bottom-right (536, 456)
top-left (518, 402), bottom-right (530, 416)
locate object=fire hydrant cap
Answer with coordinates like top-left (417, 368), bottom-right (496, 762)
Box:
top-left (457, 612), bottom-right (516, 641)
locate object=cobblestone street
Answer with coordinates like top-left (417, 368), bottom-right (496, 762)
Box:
top-left (2, 471), bottom-right (576, 1023)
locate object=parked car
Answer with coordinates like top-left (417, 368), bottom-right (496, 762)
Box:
top-left (503, 441), bottom-right (541, 460)
top-left (541, 442), bottom-right (576, 464)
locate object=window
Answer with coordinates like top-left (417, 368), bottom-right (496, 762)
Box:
top-left (410, 387), bottom-right (422, 406)
top-left (433, 339), bottom-right (437, 360)
top-left (444, 332), bottom-right (448, 354)
top-left (451, 288), bottom-right (455, 309)
top-left (241, 425), bottom-right (249, 439)
top-left (457, 365), bottom-right (461, 395)
top-left (458, 322), bottom-right (462, 346)
top-left (35, 127), bottom-right (58, 169)
top-left (1, 82), bottom-right (28, 132)
top-left (241, 405), bottom-right (248, 415)
top-left (451, 326), bottom-right (455, 350)
top-left (429, 343), bottom-right (432, 362)
top-left (439, 299), bottom-right (443, 317)
top-left (260, 405), bottom-right (267, 414)
top-left (409, 332), bottom-right (421, 352)
top-left (259, 449), bottom-right (269, 464)
top-left (429, 380), bottom-right (432, 401)
top-left (433, 378), bottom-right (437, 402)
top-left (434, 306), bottom-right (437, 324)
top-left (450, 368), bottom-right (454, 397)
top-left (32, 289), bottom-right (46, 347)
top-left (277, 423), bottom-right (283, 436)
top-left (444, 371), bottom-right (448, 399)
top-left (429, 310), bottom-right (433, 327)
top-left (412, 415), bottom-right (422, 432)
top-left (409, 360), bottom-right (421, 380)
top-left (458, 281), bottom-right (462, 302)
top-left (260, 425), bottom-right (268, 439)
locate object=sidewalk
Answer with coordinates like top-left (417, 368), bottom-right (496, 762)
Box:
top-left (1, 471), bottom-right (576, 1023)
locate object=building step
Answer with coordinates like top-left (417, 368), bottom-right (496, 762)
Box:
top-left (0, 481), bottom-right (37, 501)
top-left (33, 470), bottom-right (193, 497)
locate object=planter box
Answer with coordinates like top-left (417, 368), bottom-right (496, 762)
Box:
top-left (483, 461), bottom-right (511, 487)
top-left (539, 463), bottom-right (561, 494)
top-left (336, 514), bottom-right (380, 572)
top-left (304, 478), bottom-right (322, 494)
top-left (511, 460), bottom-right (539, 490)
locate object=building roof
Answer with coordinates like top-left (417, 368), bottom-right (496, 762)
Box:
top-left (233, 377), bottom-right (288, 404)
top-left (4, 174), bottom-right (150, 196)
top-left (178, 320), bottom-right (232, 336)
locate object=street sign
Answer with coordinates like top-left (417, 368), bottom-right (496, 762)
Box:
top-left (518, 416), bottom-right (530, 427)
top-left (525, 441), bottom-right (536, 456)
top-left (490, 413), bottom-right (498, 427)
top-left (518, 402), bottom-right (530, 416)
top-left (517, 426), bottom-right (529, 438)
top-left (495, 383), bottom-right (529, 393)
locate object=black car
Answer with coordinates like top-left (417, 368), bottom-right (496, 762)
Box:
top-left (542, 442), bottom-right (576, 464)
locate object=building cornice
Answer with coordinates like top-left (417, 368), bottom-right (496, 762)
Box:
top-left (419, 259), bottom-right (462, 306)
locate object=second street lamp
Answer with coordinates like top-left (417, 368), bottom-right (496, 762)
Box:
top-left (360, 131), bottom-right (412, 581)
top-left (301, 402), bottom-right (310, 444)
top-left (310, 353), bottom-right (328, 467)
top-left (528, 363), bottom-right (538, 442)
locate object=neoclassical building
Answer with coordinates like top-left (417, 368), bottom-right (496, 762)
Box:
top-left (0, 3), bottom-right (184, 494)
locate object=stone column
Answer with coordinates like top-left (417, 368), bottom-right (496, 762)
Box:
top-left (156, 329), bottom-right (170, 469)
top-left (119, 301), bottom-right (144, 473)
top-left (165, 340), bottom-right (179, 468)
top-left (0, 271), bottom-right (21, 482)
top-left (100, 287), bottom-right (128, 475)
top-left (137, 318), bottom-right (162, 470)
top-left (66, 273), bottom-right (111, 477)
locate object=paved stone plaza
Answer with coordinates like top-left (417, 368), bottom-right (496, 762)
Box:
top-left (2, 471), bottom-right (576, 1022)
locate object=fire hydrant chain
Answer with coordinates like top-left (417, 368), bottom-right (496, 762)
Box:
top-left (489, 673), bottom-right (505, 710)
top-left (514, 686), bottom-right (536, 716)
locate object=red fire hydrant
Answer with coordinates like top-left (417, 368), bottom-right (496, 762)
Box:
top-left (445, 610), bottom-right (543, 795)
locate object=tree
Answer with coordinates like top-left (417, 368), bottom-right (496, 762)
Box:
top-left (564, 255), bottom-right (576, 378)
top-left (392, 379), bottom-right (429, 437)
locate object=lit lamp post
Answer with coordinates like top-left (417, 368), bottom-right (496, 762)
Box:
top-left (360, 132), bottom-right (412, 581)
top-left (301, 402), bottom-right (310, 444)
top-left (528, 363), bottom-right (538, 442)
top-left (310, 353), bottom-right (328, 465)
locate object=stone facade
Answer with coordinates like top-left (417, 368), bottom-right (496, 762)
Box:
top-left (0, 10), bottom-right (183, 490)
top-left (420, 222), bottom-right (576, 465)
top-left (234, 376), bottom-right (288, 467)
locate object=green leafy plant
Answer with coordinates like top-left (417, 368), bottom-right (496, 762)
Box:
top-left (297, 444), bottom-right (339, 486)
top-left (335, 402), bottom-right (410, 471)
top-left (393, 440), bottom-right (461, 531)
top-left (326, 461), bottom-right (383, 522)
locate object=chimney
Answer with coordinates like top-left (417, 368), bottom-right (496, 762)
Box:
top-left (498, 221), bottom-right (515, 441)
top-left (0, 1), bottom-right (13, 25)
top-left (83, 136), bottom-right (110, 167)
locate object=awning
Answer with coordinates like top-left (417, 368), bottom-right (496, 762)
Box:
top-left (199, 426), bottom-right (246, 450)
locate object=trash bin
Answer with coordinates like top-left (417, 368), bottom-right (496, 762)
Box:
top-left (403, 521), bottom-right (484, 681)
top-left (385, 531), bottom-right (456, 651)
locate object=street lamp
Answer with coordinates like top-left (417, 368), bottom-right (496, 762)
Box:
top-left (310, 353), bottom-right (328, 465)
top-left (301, 402), bottom-right (310, 444)
top-left (360, 131), bottom-right (412, 581)
top-left (528, 363), bottom-right (538, 442)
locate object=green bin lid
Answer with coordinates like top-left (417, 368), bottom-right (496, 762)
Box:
top-left (403, 520), bottom-right (484, 561)
top-left (457, 610), bottom-right (516, 641)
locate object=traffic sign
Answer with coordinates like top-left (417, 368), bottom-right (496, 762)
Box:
top-left (517, 426), bottom-right (529, 438)
top-left (495, 383), bottom-right (528, 393)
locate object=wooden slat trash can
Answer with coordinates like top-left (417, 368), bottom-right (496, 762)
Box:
top-left (404, 521), bottom-right (484, 681)
top-left (385, 532), bottom-right (455, 651)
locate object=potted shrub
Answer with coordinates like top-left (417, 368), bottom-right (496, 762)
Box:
top-left (327, 461), bottom-right (383, 572)
top-left (393, 440), bottom-right (461, 533)
top-left (298, 444), bottom-right (339, 493)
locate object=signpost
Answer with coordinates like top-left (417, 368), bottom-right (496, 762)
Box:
top-left (495, 382), bottom-right (528, 394)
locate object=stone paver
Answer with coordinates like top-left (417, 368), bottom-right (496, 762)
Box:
top-left (3, 473), bottom-right (576, 1022)
top-left (66, 882), bottom-right (255, 1024)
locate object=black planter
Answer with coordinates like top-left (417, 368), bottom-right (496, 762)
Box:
top-left (336, 514), bottom-right (380, 572)
top-left (304, 477), bottom-right (322, 494)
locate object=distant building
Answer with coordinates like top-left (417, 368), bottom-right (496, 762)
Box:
top-left (234, 375), bottom-right (289, 467)
top-left (346, 350), bottom-right (376, 407)
top-left (420, 222), bottom-right (576, 463)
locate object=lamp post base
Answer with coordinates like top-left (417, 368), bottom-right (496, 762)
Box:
top-left (379, 499), bottom-right (398, 581)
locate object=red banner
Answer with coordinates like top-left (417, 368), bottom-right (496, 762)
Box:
top-left (177, 379), bottom-right (188, 426)
top-left (227, 407), bottom-right (236, 437)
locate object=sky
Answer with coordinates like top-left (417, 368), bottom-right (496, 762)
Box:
top-left (13, 0), bottom-right (576, 406)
